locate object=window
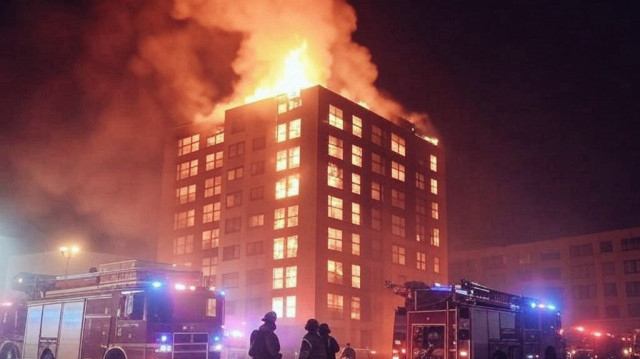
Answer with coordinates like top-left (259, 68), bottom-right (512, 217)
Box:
top-left (222, 245), bottom-right (240, 261)
top-left (350, 297), bottom-right (361, 320)
top-left (392, 245), bottom-right (406, 265)
top-left (250, 186), bottom-right (264, 201)
top-left (327, 163), bottom-right (344, 189)
top-left (351, 203), bottom-right (361, 225)
top-left (624, 260), bottom-right (640, 274)
top-left (392, 215), bottom-right (406, 237)
top-left (328, 136), bottom-right (343, 159)
top-left (224, 217), bottom-right (241, 233)
top-left (222, 272), bottom-right (239, 288)
top-left (417, 252), bottom-right (426, 270)
top-left (569, 244), bottom-right (593, 257)
top-left (273, 236), bottom-right (298, 259)
top-left (271, 296), bottom-right (296, 319)
top-left (434, 257), bottom-right (441, 273)
top-left (352, 116), bottom-right (362, 137)
top-left (277, 92), bottom-right (302, 113)
top-left (328, 260), bottom-right (343, 284)
top-left (391, 189), bottom-right (405, 209)
top-left (252, 136), bottom-right (266, 150)
top-left (273, 266), bottom-right (297, 289)
top-left (206, 130), bottom-right (224, 146)
top-left (352, 173), bottom-right (361, 195)
top-left (371, 153), bottom-right (384, 175)
top-left (226, 191), bottom-right (242, 208)
top-left (540, 251), bottom-right (561, 261)
top-left (391, 133), bottom-right (406, 156)
top-left (371, 181), bottom-right (382, 201)
top-left (178, 134), bottom-right (200, 156)
top-left (202, 202), bottom-right (221, 224)
top-left (177, 159), bottom-right (198, 180)
top-left (328, 195), bottom-right (343, 220)
top-left (328, 227), bottom-right (343, 251)
top-left (415, 215), bottom-right (426, 243)
top-left (176, 184), bottom-right (196, 204)
top-left (371, 125), bottom-right (382, 145)
top-left (431, 202), bottom-right (439, 219)
top-left (274, 205), bottom-right (298, 229)
top-left (352, 234), bottom-right (361, 256)
top-left (371, 208), bottom-right (381, 231)
top-left (275, 174), bottom-right (300, 199)
top-left (202, 229), bottom-right (219, 249)
top-left (430, 179), bottom-right (438, 195)
top-left (430, 228), bottom-right (440, 247)
top-left (276, 147), bottom-right (300, 171)
top-left (276, 119), bottom-right (301, 142)
top-left (227, 166), bottom-right (244, 181)
top-left (248, 214), bottom-right (265, 228)
top-left (391, 161), bottom-right (405, 182)
top-left (327, 293), bottom-right (344, 313)
top-left (351, 264), bottom-right (361, 288)
top-left (173, 235), bottom-right (194, 255)
top-left (622, 237), bottom-right (640, 251)
top-left (247, 241), bottom-right (264, 256)
top-left (600, 241), bottom-right (614, 253)
top-left (204, 176), bottom-right (222, 198)
top-left (351, 145), bottom-right (362, 167)
top-left (627, 281), bottom-right (640, 297)
top-left (205, 151), bottom-right (224, 171)
top-left (329, 105), bottom-right (344, 129)
top-left (228, 141), bottom-right (244, 158)
top-left (416, 173), bottom-right (425, 190)
top-left (174, 210), bottom-right (195, 229)
top-left (251, 161), bottom-right (265, 175)
top-left (430, 155), bottom-right (437, 172)
top-left (202, 256), bottom-right (217, 279)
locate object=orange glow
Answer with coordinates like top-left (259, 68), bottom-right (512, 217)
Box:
top-left (245, 42), bottom-right (319, 103)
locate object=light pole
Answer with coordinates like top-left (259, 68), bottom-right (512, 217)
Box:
top-left (59, 245), bottom-right (79, 276)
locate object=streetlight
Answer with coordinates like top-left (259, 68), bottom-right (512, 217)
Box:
top-left (59, 245), bottom-right (80, 276)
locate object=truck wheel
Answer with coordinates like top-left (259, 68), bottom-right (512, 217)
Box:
top-left (104, 349), bottom-right (126, 359)
top-left (1, 346), bottom-right (19, 359)
top-left (41, 350), bottom-right (54, 359)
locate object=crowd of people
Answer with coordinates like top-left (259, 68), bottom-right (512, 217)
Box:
top-left (248, 311), bottom-right (357, 359)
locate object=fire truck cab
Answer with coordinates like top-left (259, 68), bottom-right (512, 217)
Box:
top-left (3, 260), bottom-right (225, 359)
top-left (388, 280), bottom-right (564, 359)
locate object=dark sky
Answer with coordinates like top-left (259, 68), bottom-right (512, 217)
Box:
top-left (348, 1), bottom-right (640, 248)
top-left (0, 0), bottom-right (638, 255)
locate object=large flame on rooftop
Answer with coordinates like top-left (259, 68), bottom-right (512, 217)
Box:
top-left (245, 42), bottom-right (317, 103)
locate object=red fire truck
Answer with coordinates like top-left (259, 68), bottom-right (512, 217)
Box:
top-left (1, 260), bottom-right (224, 359)
top-left (387, 280), bottom-right (564, 359)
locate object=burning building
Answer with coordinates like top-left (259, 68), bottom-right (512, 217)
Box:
top-left (157, 85), bottom-right (447, 357)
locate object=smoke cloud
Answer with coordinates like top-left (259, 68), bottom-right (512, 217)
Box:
top-left (0, 0), bottom-right (427, 255)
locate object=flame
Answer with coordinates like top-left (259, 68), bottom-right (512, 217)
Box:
top-left (245, 42), bottom-right (318, 103)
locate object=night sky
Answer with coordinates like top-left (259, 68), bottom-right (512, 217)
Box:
top-left (0, 0), bottom-right (638, 256)
top-left (349, 1), bottom-right (639, 248)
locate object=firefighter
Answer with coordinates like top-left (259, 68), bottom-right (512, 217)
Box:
top-left (299, 319), bottom-right (328, 359)
top-left (319, 323), bottom-right (340, 359)
top-left (340, 343), bottom-right (356, 359)
top-left (249, 311), bottom-right (283, 359)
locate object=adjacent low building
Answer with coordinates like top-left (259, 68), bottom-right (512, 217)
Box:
top-left (449, 227), bottom-right (640, 334)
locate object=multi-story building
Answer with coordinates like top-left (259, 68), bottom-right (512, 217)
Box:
top-left (449, 227), bottom-right (640, 335)
top-left (157, 85), bottom-right (447, 357)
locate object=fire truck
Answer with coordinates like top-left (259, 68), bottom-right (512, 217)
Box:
top-left (387, 279), bottom-right (564, 359)
top-left (0, 260), bottom-right (225, 359)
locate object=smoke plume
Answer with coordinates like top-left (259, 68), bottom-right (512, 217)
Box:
top-left (0, 0), bottom-right (425, 255)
